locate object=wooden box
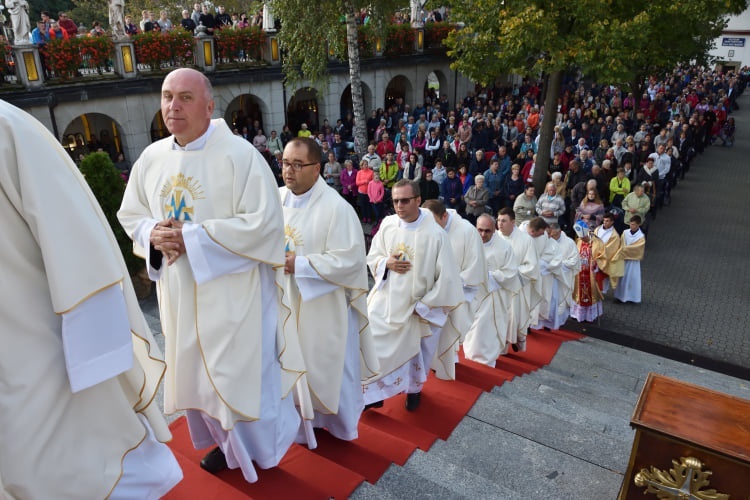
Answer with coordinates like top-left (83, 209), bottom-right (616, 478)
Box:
top-left (619, 373), bottom-right (750, 499)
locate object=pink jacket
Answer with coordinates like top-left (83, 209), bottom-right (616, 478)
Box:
top-left (367, 180), bottom-right (384, 203)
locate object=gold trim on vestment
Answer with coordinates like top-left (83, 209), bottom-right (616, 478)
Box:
top-left (193, 282), bottom-right (260, 424)
top-left (349, 298), bottom-right (380, 382)
top-left (202, 224), bottom-right (283, 267)
top-left (103, 429), bottom-right (148, 500)
top-left (56, 279), bottom-right (123, 315)
top-left (306, 258), bottom-right (368, 292)
top-left (274, 280), bottom-right (306, 399)
top-left (129, 330), bottom-right (167, 412)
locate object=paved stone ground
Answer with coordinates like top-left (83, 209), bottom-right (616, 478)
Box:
top-left (566, 95), bottom-right (750, 375)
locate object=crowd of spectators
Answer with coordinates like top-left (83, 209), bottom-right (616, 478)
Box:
top-left (253, 65), bottom-right (745, 238)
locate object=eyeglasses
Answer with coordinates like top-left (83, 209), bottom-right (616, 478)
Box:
top-left (392, 196), bottom-right (417, 205)
top-left (281, 160), bottom-right (317, 171)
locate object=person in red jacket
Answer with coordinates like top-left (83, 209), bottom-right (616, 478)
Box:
top-left (57, 12), bottom-right (78, 37)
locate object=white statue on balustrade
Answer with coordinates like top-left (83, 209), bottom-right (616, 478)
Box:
top-left (5, 0), bottom-right (31, 44)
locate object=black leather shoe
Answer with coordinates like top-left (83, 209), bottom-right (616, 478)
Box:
top-left (200, 446), bottom-right (228, 474)
top-left (364, 400), bottom-right (384, 411)
top-left (511, 343), bottom-right (519, 352)
top-left (405, 392), bottom-right (421, 411)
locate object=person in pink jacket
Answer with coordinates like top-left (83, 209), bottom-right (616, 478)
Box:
top-left (367, 171), bottom-right (385, 222)
top-left (339, 159), bottom-right (358, 211)
top-left (356, 160), bottom-right (374, 222)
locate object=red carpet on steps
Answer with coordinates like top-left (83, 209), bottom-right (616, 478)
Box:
top-left (164, 328), bottom-right (584, 499)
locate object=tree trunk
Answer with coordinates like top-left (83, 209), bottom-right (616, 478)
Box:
top-left (533, 70), bottom-right (562, 194)
top-left (345, 2), bottom-right (367, 157)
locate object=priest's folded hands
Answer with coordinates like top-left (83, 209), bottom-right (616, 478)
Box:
top-left (150, 218), bottom-right (186, 265)
top-left (386, 253), bottom-right (412, 274)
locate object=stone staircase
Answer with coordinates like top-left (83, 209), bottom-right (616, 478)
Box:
top-left (350, 336), bottom-right (750, 499)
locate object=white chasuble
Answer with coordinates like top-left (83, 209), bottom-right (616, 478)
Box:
top-left (278, 178), bottom-right (379, 419)
top-left (500, 227), bottom-right (541, 340)
top-left (366, 212), bottom-right (464, 383)
top-left (119, 119), bottom-right (304, 428)
top-left (433, 211), bottom-right (485, 378)
top-left (464, 233), bottom-right (521, 366)
top-left (531, 232), bottom-right (563, 325)
top-left (554, 232), bottom-right (581, 313)
top-left (0, 100), bottom-right (173, 499)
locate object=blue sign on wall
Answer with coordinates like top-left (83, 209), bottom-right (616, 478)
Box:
top-left (722, 37), bottom-right (746, 47)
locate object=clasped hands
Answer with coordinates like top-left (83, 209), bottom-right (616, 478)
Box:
top-left (150, 218), bottom-right (185, 265)
top-left (386, 253), bottom-right (411, 275)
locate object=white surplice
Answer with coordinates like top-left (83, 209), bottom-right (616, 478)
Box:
top-left (613, 229), bottom-right (645, 303)
top-left (432, 210), bottom-right (485, 378)
top-left (364, 211), bottom-right (464, 403)
top-left (118, 119), bottom-right (304, 483)
top-left (463, 233), bottom-right (521, 366)
top-left (530, 232), bottom-right (563, 328)
top-left (538, 233), bottom-right (580, 330)
top-left (0, 100), bottom-right (180, 499)
top-left (278, 178), bottom-right (379, 441)
top-left (499, 227), bottom-right (541, 347)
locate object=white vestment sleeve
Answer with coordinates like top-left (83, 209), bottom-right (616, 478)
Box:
top-left (415, 300), bottom-right (448, 327)
top-left (487, 272), bottom-right (500, 293)
top-left (373, 258), bottom-right (388, 289)
top-left (132, 217), bottom-right (163, 281)
top-left (61, 284), bottom-right (133, 393)
top-left (294, 256), bottom-right (339, 301)
top-left (183, 223), bottom-right (259, 285)
top-left (463, 284), bottom-right (479, 304)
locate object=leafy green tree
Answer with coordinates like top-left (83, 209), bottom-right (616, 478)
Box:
top-left (273, 0), bottom-right (402, 155)
top-left (446, 0), bottom-right (745, 192)
top-left (79, 152), bottom-right (142, 276)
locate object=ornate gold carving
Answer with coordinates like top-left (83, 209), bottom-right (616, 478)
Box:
top-left (633, 456), bottom-right (728, 499)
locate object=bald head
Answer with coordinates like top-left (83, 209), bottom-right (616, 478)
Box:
top-left (476, 214), bottom-right (496, 243)
top-left (161, 68), bottom-right (215, 146)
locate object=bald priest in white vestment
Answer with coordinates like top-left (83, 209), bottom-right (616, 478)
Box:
top-left (0, 100), bottom-right (182, 499)
top-left (118, 68), bottom-right (304, 482)
top-left (277, 137), bottom-right (379, 442)
top-left (463, 214), bottom-right (521, 366)
top-left (364, 180), bottom-right (465, 412)
top-left (421, 200), bottom-right (483, 378)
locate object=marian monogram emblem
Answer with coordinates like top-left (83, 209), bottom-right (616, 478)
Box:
top-left (285, 225), bottom-right (303, 255)
top-left (159, 173), bottom-right (205, 221)
top-left (390, 242), bottom-right (415, 262)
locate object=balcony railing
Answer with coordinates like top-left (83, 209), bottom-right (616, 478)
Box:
top-left (3, 23), bottom-right (455, 89)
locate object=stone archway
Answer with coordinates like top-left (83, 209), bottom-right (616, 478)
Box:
top-left (385, 75), bottom-right (414, 110)
top-left (423, 69), bottom-right (448, 106)
top-left (150, 110), bottom-right (168, 143)
top-left (224, 93), bottom-right (268, 138)
top-left (62, 112), bottom-right (126, 162)
top-left (287, 88), bottom-right (322, 134)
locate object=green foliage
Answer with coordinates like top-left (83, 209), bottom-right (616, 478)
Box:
top-left (29, 0), bottom-right (74, 25)
top-left (79, 152), bottom-right (141, 276)
top-left (445, 0), bottom-right (747, 192)
top-left (274, 0), bottom-right (403, 87)
top-left (445, 0), bottom-right (746, 88)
